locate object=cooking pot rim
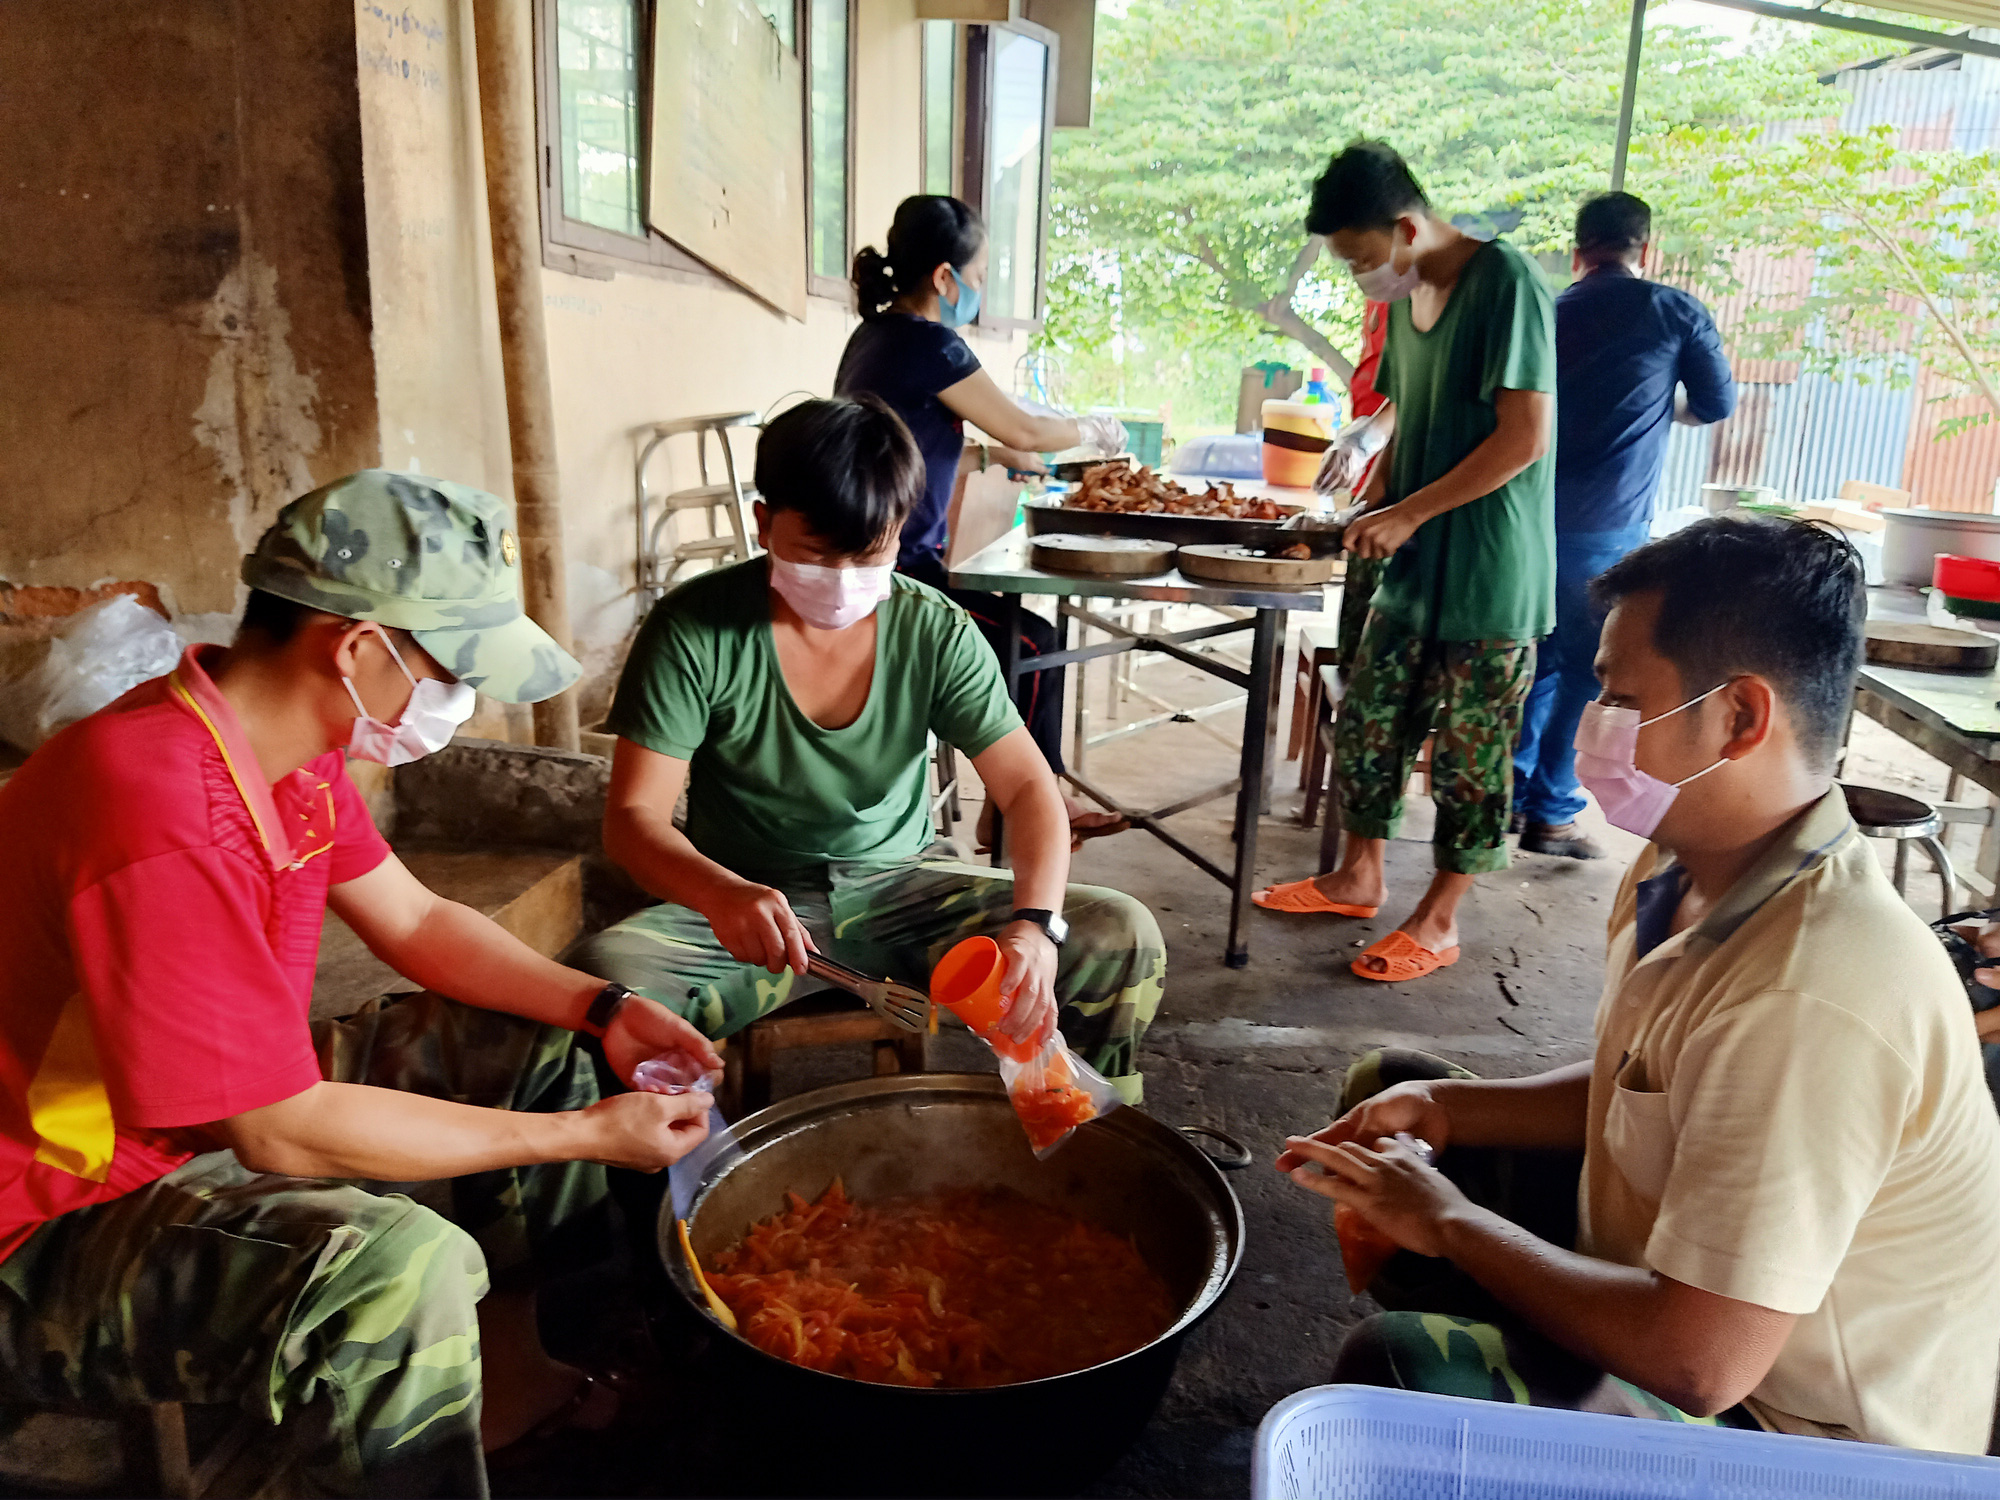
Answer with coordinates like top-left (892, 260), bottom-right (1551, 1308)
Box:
top-left (660, 1072), bottom-right (1246, 1395)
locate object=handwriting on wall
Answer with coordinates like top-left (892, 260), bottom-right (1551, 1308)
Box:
top-left (357, 2), bottom-right (446, 93)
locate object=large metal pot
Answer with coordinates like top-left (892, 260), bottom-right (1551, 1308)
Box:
top-left (658, 1073), bottom-right (1247, 1497)
top-left (1881, 508), bottom-right (2000, 587)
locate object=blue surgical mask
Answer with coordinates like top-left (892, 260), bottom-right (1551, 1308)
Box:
top-left (938, 266), bottom-right (981, 329)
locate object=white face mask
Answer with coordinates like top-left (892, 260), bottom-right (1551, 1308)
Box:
top-left (1351, 230), bottom-right (1422, 303)
top-left (343, 626), bottom-right (477, 766)
top-left (769, 557), bottom-right (893, 631)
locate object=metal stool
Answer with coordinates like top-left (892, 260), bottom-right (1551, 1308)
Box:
top-left (1842, 782), bottom-right (1957, 912)
top-left (633, 411), bottom-right (761, 612)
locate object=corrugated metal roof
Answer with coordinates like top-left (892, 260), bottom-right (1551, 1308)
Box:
top-left (1863, 1), bottom-right (2000, 28)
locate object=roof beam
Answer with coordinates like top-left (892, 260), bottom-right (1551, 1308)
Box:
top-left (1687, 0), bottom-right (2000, 60)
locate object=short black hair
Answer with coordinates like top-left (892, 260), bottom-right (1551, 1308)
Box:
top-left (754, 395), bottom-right (924, 558)
top-left (1575, 191), bottom-right (1651, 258)
top-left (234, 586), bottom-right (414, 651)
top-left (1306, 140), bottom-right (1430, 238)
top-left (1590, 514), bottom-right (1866, 771)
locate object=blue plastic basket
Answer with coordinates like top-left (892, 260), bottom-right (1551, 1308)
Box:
top-left (1252, 1386), bottom-right (2000, 1499)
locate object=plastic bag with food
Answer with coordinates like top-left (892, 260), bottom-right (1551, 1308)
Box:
top-left (1332, 1133), bottom-right (1434, 1294)
top-left (931, 936), bottom-right (1123, 1157)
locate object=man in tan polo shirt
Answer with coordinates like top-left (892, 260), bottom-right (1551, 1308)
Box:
top-left (1280, 513), bottom-right (2000, 1451)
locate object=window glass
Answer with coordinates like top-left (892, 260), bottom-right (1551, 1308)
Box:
top-left (923, 22), bottom-right (956, 197)
top-left (754, 0), bottom-right (797, 53)
top-left (808, 0), bottom-right (850, 281)
top-left (555, 0), bottom-right (642, 238)
top-left (985, 29), bottom-right (1048, 321)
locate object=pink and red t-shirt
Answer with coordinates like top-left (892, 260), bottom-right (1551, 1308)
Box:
top-left (0, 645), bottom-right (389, 1260)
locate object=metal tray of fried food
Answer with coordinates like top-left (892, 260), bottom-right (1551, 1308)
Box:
top-left (1024, 499), bottom-right (1342, 555)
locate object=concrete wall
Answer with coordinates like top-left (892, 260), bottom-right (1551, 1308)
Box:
top-left (0, 2), bottom-right (382, 631)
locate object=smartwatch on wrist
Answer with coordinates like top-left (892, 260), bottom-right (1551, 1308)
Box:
top-left (1009, 908), bottom-right (1068, 946)
top-left (582, 981), bottom-right (636, 1038)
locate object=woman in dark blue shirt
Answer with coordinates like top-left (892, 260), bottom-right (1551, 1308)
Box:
top-left (836, 195), bottom-right (1125, 842)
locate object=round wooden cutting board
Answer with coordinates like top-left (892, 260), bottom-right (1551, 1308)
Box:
top-left (1865, 621), bottom-right (1999, 672)
top-left (1174, 544), bottom-right (1339, 587)
top-left (1028, 534), bottom-right (1177, 577)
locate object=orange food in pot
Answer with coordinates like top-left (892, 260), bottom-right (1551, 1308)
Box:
top-left (707, 1182), bottom-right (1177, 1388)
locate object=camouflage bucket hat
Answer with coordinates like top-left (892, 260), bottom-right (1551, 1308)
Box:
top-left (241, 470), bottom-right (582, 704)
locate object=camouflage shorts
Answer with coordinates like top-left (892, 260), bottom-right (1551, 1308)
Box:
top-left (1335, 612), bottom-right (1536, 875)
top-left (0, 994), bottom-right (610, 1498)
top-left (572, 856), bottom-right (1166, 1105)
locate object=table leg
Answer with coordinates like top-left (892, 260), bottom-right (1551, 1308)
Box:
top-left (993, 592), bottom-right (1025, 867)
top-left (1226, 608), bottom-right (1284, 967)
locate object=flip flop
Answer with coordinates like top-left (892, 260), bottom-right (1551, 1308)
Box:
top-left (1251, 878), bottom-right (1380, 918)
top-left (1350, 930), bottom-right (1460, 982)
top-left (1071, 813), bottom-right (1131, 842)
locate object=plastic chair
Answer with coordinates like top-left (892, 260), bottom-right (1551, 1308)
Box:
top-left (1842, 782), bottom-right (1956, 913)
top-left (633, 412), bottom-right (761, 613)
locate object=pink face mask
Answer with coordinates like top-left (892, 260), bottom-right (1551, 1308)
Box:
top-left (1572, 684), bottom-right (1728, 839)
top-left (768, 557), bottom-right (892, 631)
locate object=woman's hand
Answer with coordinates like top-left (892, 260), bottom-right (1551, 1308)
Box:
top-left (994, 921), bottom-right (1059, 1047)
top-left (1279, 1134), bottom-right (1469, 1258)
top-left (602, 994), bottom-right (725, 1090)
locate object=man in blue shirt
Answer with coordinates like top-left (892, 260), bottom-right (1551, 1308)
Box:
top-left (1514, 192), bottom-right (1736, 858)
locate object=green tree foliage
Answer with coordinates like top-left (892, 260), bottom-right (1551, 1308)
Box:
top-left (1042, 0), bottom-right (1886, 426)
top-left (1652, 123), bottom-right (2000, 437)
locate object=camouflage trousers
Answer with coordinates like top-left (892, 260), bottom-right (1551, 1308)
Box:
top-left (1335, 555), bottom-right (1387, 672)
top-left (1327, 1049), bottom-right (1757, 1429)
top-left (1335, 611), bottom-right (1536, 875)
top-left (0, 994), bottom-right (611, 1498)
top-left (572, 855), bottom-right (1166, 1105)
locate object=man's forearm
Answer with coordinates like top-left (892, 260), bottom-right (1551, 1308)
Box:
top-left (1437, 1204), bottom-right (1719, 1410)
top-left (997, 776), bottom-right (1070, 910)
top-left (1400, 424), bottom-right (1543, 525)
top-left (216, 1081), bottom-right (593, 1180)
top-left (605, 802), bottom-right (748, 915)
top-left (380, 898), bottom-right (603, 1030)
top-left (1434, 1061), bottom-right (1591, 1150)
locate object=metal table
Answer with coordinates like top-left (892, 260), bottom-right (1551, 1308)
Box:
top-left (950, 526), bottom-right (1326, 967)
top-left (1854, 587), bottom-right (2000, 898)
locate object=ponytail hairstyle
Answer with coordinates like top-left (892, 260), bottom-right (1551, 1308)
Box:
top-left (850, 195), bottom-right (986, 319)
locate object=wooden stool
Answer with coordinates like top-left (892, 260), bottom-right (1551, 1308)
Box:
top-left (720, 989), bottom-right (929, 1117)
top-left (0, 1401), bottom-right (255, 1497)
top-left (1288, 618), bottom-right (1344, 785)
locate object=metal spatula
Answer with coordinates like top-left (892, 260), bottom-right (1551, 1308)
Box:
top-left (805, 954), bottom-right (929, 1033)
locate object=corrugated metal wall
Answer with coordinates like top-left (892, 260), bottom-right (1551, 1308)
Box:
top-left (1657, 52), bottom-right (2000, 514)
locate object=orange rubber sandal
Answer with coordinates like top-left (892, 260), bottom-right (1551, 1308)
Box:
top-left (1251, 878), bottom-right (1380, 918)
top-left (1350, 930), bottom-right (1460, 982)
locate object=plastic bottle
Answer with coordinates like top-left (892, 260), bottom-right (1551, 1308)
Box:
top-left (1303, 368), bottom-right (1329, 403)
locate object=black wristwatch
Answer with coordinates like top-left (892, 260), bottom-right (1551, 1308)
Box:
top-left (1009, 908), bottom-right (1069, 946)
top-left (582, 981), bottom-right (636, 1038)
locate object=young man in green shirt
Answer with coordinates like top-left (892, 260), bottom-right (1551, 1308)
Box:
top-left (1256, 141), bottom-right (1556, 982)
top-left (576, 397), bottom-right (1165, 1102)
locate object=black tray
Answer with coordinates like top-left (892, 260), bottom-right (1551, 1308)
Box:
top-left (1022, 499), bottom-right (1343, 556)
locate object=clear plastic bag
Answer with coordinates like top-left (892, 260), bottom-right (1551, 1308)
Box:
top-left (632, 1048), bottom-right (719, 1096)
top-left (994, 1035), bottom-right (1124, 1159)
top-left (0, 595), bottom-right (182, 753)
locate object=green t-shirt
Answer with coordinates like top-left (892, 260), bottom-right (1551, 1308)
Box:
top-left (1372, 238), bottom-right (1557, 642)
top-left (606, 559), bottom-right (1022, 880)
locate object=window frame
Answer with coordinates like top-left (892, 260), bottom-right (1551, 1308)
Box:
top-left (803, 0), bottom-right (859, 305)
top-left (963, 19), bottom-right (1058, 332)
top-left (531, 0), bottom-right (854, 305)
top-left (920, 20), bottom-right (962, 199)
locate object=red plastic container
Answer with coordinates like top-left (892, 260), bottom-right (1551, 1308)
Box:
top-left (1935, 553), bottom-right (2000, 602)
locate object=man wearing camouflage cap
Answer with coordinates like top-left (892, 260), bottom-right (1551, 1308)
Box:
top-left (0, 470), bottom-right (719, 1493)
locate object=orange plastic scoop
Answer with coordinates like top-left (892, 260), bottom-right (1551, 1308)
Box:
top-left (930, 937), bottom-right (1035, 1061)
